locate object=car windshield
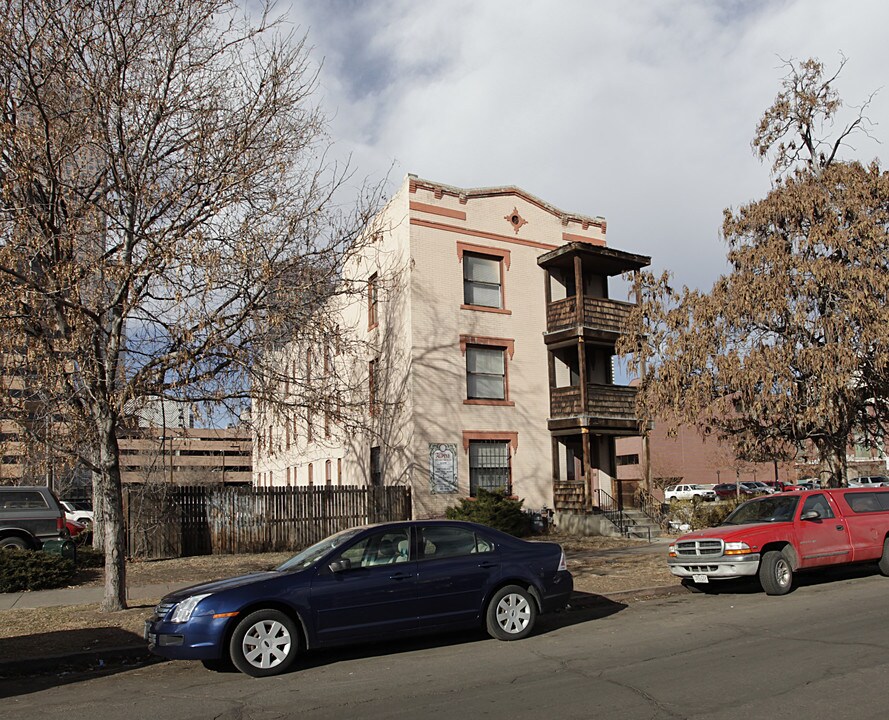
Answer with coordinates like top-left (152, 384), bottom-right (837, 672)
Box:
top-left (276, 528), bottom-right (364, 572)
top-left (721, 496), bottom-right (800, 525)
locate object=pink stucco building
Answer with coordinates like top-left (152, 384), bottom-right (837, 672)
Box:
top-left (253, 175), bottom-right (649, 518)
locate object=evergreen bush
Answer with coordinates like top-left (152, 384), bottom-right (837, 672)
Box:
top-left (0, 549), bottom-right (76, 593)
top-left (445, 489), bottom-right (533, 537)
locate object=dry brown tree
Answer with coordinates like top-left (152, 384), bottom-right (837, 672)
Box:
top-left (619, 57), bottom-right (889, 488)
top-left (0, 0), bottom-right (382, 610)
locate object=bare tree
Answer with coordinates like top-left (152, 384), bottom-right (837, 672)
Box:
top-left (0, 0), bottom-right (381, 610)
top-left (620, 57), bottom-right (889, 488)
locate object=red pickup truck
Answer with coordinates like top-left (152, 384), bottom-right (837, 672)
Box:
top-left (668, 488), bottom-right (889, 595)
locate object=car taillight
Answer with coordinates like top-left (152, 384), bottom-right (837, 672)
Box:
top-left (557, 550), bottom-right (567, 571)
top-left (57, 515), bottom-right (65, 531)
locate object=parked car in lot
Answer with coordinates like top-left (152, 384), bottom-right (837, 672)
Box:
top-left (145, 520), bottom-right (573, 677)
top-left (741, 481), bottom-right (775, 495)
top-left (0, 485), bottom-right (70, 550)
top-left (712, 483), bottom-right (757, 499)
top-left (795, 478), bottom-right (821, 490)
top-left (664, 484), bottom-right (716, 502)
top-left (668, 488), bottom-right (889, 595)
top-left (65, 518), bottom-right (87, 538)
top-left (60, 500), bottom-right (94, 527)
top-left (761, 481), bottom-right (791, 492)
top-left (848, 476), bottom-right (889, 488)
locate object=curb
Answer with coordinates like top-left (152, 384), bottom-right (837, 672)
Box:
top-left (0, 646), bottom-right (159, 679)
top-left (568, 583), bottom-right (688, 609)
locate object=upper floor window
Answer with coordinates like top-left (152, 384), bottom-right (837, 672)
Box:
top-left (368, 359), bottom-right (377, 415)
top-left (463, 253), bottom-right (502, 309)
top-left (368, 273), bottom-right (379, 329)
top-left (466, 346), bottom-right (505, 400)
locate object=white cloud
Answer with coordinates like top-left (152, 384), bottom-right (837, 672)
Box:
top-left (284, 0), bottom-right (889, 293)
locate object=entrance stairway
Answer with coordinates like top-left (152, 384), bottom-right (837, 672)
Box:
top-left (617, 508), bottom-right (663, 540)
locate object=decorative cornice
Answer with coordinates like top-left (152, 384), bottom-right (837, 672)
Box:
top-left (409, 200), bottom-right (467, 221)
top-left (412, 217), bottom-right (557, 251)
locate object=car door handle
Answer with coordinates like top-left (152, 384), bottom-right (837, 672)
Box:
top-left (389, 572), bottom-right (413, 581)
top-left (477, 561), bottom-right (497, 569)
top-left (836, 525), bottom-right (845, 531)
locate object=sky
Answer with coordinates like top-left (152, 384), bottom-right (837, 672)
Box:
top-left (265, 0), bottom-right (889, 295)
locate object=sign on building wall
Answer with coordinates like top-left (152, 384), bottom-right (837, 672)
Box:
top-left (429, 443), bottom-right (458, 493)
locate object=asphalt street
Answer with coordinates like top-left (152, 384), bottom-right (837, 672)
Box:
top-left (3, 565), bottom-right (888, 720)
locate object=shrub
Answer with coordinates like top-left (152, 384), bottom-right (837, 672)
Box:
top-left (76, 546), bottom-right (105, 569)
top-left (0, 549), bottom-right (76, 593)
top-left (445, 489), bottom-right (533, 537)
top-left (668, 497), bottom-right (746, 531)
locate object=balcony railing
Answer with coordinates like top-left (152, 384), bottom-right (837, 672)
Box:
top-left (550, 383), bottom-right (637, 422)
top-left (545, 296), bottom-right (633, 335)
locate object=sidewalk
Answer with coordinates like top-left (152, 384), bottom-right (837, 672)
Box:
top-left (0, 581), bottom-right (197, 611)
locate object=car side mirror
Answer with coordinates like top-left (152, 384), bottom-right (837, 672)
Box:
top-left (328, 558), bottom-right (352, 573)
top-left (800, 510), bottom-right (821, 521)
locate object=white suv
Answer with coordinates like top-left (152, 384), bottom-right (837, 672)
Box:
top-left (664, 484), bottom-right (716, 502)
top-left (848, 476), bottom-right (889, 488)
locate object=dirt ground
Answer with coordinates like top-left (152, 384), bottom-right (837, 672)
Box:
top-left (0, 534), bottom-right (679, 664)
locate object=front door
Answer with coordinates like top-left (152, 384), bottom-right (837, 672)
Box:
top-left (311, 526), bottom-right (417, 644)
top-left (795, 493), bottom-right (852, 568)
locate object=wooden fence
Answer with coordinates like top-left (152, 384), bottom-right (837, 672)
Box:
top-left (123, 485), bottom-right (412, 559)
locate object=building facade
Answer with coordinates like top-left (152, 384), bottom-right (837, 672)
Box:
top-left (253, 175), bottom-right (650, 518)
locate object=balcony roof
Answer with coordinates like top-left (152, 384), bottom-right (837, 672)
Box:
top-left (537, 242), bottom-right (650, 276)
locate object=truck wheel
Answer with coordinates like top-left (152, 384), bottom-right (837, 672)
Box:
top-left (0, 536), bottom-right (29, 550)
top-left (759, 550), bottom-right (793, 595)
top-left (878, 538), bottom-right (889, 577)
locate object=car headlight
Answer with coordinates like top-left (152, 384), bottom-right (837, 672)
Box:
top-left (723, 542), bottom-right (752, 555)
top-left (169, 594), bottom-right (212, 623)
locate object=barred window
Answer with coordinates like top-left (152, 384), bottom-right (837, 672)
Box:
top-left (469, 440), bottom-right (511, 497)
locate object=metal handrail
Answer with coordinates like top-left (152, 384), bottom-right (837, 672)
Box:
top-left (593, 488), bottom-right (631, 537)
top-left (636, 488), bottom-right (670, 530)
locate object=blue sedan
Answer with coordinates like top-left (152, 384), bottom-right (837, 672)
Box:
top-left (145, 520), bottom-right (573, 677)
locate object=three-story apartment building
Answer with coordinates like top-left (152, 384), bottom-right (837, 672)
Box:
top-left (253, 175), bottom-right (650, 518)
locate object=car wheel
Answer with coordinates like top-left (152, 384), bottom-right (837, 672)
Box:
top-left (692, 494), bottom-right (701, 502)
top-left (0, 536), bottom-right (29, 550)
top-left (759, 549), bottom-right (793, 595)
top-left (229, 609), bottom-right (299, 677)
top-left (878, 538), bottom-right (889, 577)
top-left (486, 585), bottom-right (537, 641)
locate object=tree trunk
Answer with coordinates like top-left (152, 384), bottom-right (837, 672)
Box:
top-left (92, 469), bottom-right (104, 551)
top-left (820, 441), bottom-right (847, 488)
top-left (97, 427), bottom-right (127, 611)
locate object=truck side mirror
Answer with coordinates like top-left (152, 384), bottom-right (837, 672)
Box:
top-left (800, 510), bottom-right (821, 521)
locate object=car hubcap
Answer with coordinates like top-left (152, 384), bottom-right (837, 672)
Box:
top-left (496, 593), bottom-right (531, 634)
top-left (242, 620), bottom-right (292, 669)
top-left (775, 559), bottom-right (790, 587)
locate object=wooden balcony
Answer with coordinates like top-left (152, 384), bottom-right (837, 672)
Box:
top-left (545, 297), bottom-right (633, 336)
top-left (549, 383), bottom-right (639, 433)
